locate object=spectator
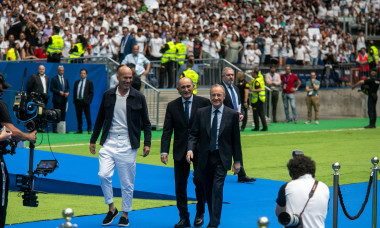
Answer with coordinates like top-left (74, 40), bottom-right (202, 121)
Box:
top-left (21, 40), bottom-right (37, 60)
top-left (6, 41), bottom-right (20, 61)
top-left (281, 66), bottom-right (301, 123)
top-left (265, 65), bottom-right (281, 123)
top-left (305, 72), bottom-right (320, 125)
top-left (356, 47), bottom-right (369, 79)
top-left (148, 30), bottom-right (164, 61)
top-left (225, 34), bottom-right (243, 64)
top-left (118, 27), bottom-right (136, 63)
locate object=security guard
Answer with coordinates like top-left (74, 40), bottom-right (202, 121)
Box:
top-left (352, 69), bottom-right (380, 128)
top-left (69, 35), bottom-right (87, 63)
top-left (159, 35), bottom-right (177, 88)
top-left (251, 69), bottom-right (268, 131)
top-left (368, 40), bottom-right (379, 70)
top-left (180, 62), bottom-right (199, 94)
top-left (45, 26), bottom-right (64, 63)
top-left (0, 73), bottom-right (36, 228)
top-left (175, 36), bottom-right (187, 66)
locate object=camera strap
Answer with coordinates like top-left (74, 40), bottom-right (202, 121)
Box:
top-left (299, 180), bottom-right (319, 216)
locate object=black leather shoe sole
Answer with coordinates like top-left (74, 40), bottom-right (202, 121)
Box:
top-left (238, 176), bottom-right (257, 183)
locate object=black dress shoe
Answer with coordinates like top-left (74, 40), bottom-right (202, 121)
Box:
top-left (251, 128), bottom-right (259, 131)
top-left (102, 208), bottom-right (119, 225)
top-left (174, 218), bottom-right (191, 228)
top-left (240, 128), bottom-right (245, 131)
top-left (364, 125), bottom-right (376, 129)
top-left (193, 213), bottom-right (204, 227)
top-left (260, 128), bottom-right (268, 131)
top-left (238, 176), bottom-right (256, 183)
top-left (75, 131), bottom-right (83, 134)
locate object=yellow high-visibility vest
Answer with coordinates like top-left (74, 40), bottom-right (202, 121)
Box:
top-left (251, 74), bottom-right (266, 103)
top-left (175, 42), bottom-right (186, 65)
top-left (47, 35), bottom-right (64, 55)
top-left (161, 41), bottom-right (176, 64)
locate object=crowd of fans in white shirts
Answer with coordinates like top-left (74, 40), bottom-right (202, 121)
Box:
top-left (0, 0), bottom-right (378, 66)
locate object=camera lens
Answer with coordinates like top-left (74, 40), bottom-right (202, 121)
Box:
top-left (278, 212), bottom-right (300, 226)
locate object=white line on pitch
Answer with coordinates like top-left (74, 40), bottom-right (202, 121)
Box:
top-left (36, 139), bottom-right (162, 148)
top-left (241, 128), bottom-right (364, 137)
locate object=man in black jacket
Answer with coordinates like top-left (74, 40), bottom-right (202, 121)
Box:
top-left (50, 66), bottom-right (69, 133)
top-left (90, 65), bottom-right (151, 227)
top-left (161, 77), bottom-right (210, 228)
top-left (73, 68), bottom-right (93, 134)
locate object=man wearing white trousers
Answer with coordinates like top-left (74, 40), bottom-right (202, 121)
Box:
top-left (90, 65), bottom-right (151, 227)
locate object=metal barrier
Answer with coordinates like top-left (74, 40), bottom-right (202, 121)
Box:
top-left (331, 157), bottom-right (379, 228)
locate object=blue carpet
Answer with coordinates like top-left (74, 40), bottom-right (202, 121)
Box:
top-left (5, 150), bottom-right (378, 227)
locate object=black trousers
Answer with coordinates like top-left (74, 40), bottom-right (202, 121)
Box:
top-left (368, 94), bottom-right (378, 127)
top-left (0, 156), bottom-right (9, 228)
top-left (52, 101), bottom-right (67, 132)
top-left (174, 157), bottom-right (205, 219)
top-left (74, 100), bottom-right (92, 131)
top-left (159, 61), bottom-right (175, 88)
top-left (241, 105), bottom-right (248, 130)
top-left (47, 53), bottom-right (61, 63)
top-left (252, 100), bottom-right (267, 130)
top-left (202, 151), bottom-right (227, 227)
top-left (266, 90), bottom-right (279, 122)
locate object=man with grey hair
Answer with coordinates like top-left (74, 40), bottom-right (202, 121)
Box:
top-left (187, 84), bottom-right (242, 228)
top-left (50, 65), bottom-right (70, 133)
top-left (219, 67), bottom-right (256, 183)
top-left (159, 35), bottom-right (177, 88)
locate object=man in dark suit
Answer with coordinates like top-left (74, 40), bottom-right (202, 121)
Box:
top-left (161, 77), bottom-right (210, 228)
top-left (73, 68), bottom-right (94, 134)
top-left (50, 65), bottom-right (70, 133)
top-left (26, 64), bottom-right (49, 105)
top-left (187, 84), bottom-right (242, 228)
top-left (220, 67), bottom-right (256, 183)
top-left (118, 27), bottom-right (136, 63)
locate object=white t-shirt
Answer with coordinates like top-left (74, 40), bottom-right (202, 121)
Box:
top-left (135, 35), bottom-right (147, 54)
top-left (209, 40), bottom-right (221, 59)
top-left (264, 37), bottom-right (273, 55)
top-left (276, 174), bottom-right (330, 228)
top-left (309, 40), bottom-right (320, 58)
top-left (295, 46), bottom-right (306, 61)
top-left (149, 37), bottom-right (164, 58)
top-left (271, 43), bottom-right (280, 57)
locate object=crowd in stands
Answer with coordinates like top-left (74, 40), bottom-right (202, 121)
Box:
top-left (0, 0), bottom-right (379, 68)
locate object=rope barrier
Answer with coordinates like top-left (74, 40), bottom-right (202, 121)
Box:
top-left (338, 173), bottom-right (373, 220)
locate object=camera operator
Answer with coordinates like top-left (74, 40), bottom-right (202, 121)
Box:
top-left (275, 154), bottom-right (329, 228)
top-left (0, 74), bottom-right (36, 228)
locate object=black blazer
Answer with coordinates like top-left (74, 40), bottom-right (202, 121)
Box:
top-left (26, 74), bottom-right (49, 95)
top-left (188, 105), bottom-right (242, 171)
top-left (73, 78), bottom-right (94, 105)
top-left (50, 75), bottom-right (70, 104)
top-left (220, 82), bottom-right (244, 116)
top-left (161, 95), bottom-right (210, 161)
top-left (90, 87), bottom-right (151, 149)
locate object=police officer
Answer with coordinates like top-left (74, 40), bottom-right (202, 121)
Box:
top-left (368, 40), bottom-right (379, 70)
top-left (236, 71), bottom-right (250, 131)
top-left (180, 61), bottom-right (199, 94)
top-left (159, 35), bottom-right (177, 88)
top-left (69, 35), bottom-right (87, 63)
top-left (251, 69), bottom-right (268, 131)
top-left (0, 74), bottom-right (36, 228)
top-left (45, 26), bottom-right (64, 63)
top-left (352, 69), bottom-right (380, 128)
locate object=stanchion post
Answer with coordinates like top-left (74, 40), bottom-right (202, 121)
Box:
top-left (372, 157), bottom-right (379, 228)
top-left (332, 162), bottom-right (340, 228)
top-left (257, 217), bottom-right (269, 228)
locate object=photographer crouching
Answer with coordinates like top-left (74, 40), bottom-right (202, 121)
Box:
top-left (275, 152), bottom-right (330, 228)
top-left (0, 74), bottom-right (36, 228)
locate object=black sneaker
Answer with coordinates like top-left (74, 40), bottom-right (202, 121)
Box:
top-left (118, 216), bottom-right (130, 227)
top-left (102, 208), bottom-right (119, 226)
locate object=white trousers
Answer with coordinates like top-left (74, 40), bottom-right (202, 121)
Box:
top-left (98, 133), bottom-right (137, 212)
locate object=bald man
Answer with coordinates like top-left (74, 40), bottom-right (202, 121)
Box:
top-left (90, 65), bottom-right (151, 226)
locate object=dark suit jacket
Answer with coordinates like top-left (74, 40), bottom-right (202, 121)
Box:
top-left (73, 78), bottom-right (94, 105)
top-left (119, 35), bottom-right (136, 61)
top-left (188, 105), bottom-right (242, 171)
top-left (50, 75), bottom-right (70, 104)
top-left (161, 95), bottom-right (210, 161)
top-left (220, 82), bottom-right (245, 116)
top-left (90, 87), bottom-right (151, 148)
top-left (26, 74), bottom-right (49, 95)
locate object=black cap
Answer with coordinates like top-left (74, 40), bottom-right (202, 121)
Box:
top-left (0, 73), bottom-right (12, 89)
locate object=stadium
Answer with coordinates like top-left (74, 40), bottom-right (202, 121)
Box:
top-left (0, 0), bottom-right (380, 227)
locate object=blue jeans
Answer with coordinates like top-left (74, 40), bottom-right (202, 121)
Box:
top-left (282, 93), bottom-right (297, 121)
top-left (311, 57), bottom-right (318, 66)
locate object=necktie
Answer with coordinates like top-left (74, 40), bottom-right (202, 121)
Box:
top-left (60, 76), bottom-right (64, 90)
top-left (79, 79), bottom-right (84, 99)
top-left (228, 85), bottom-right (238, 110)
top-left (209, 109), bottom-right (219, 151)
top-left (184, 100), bottom-right (190, 124)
